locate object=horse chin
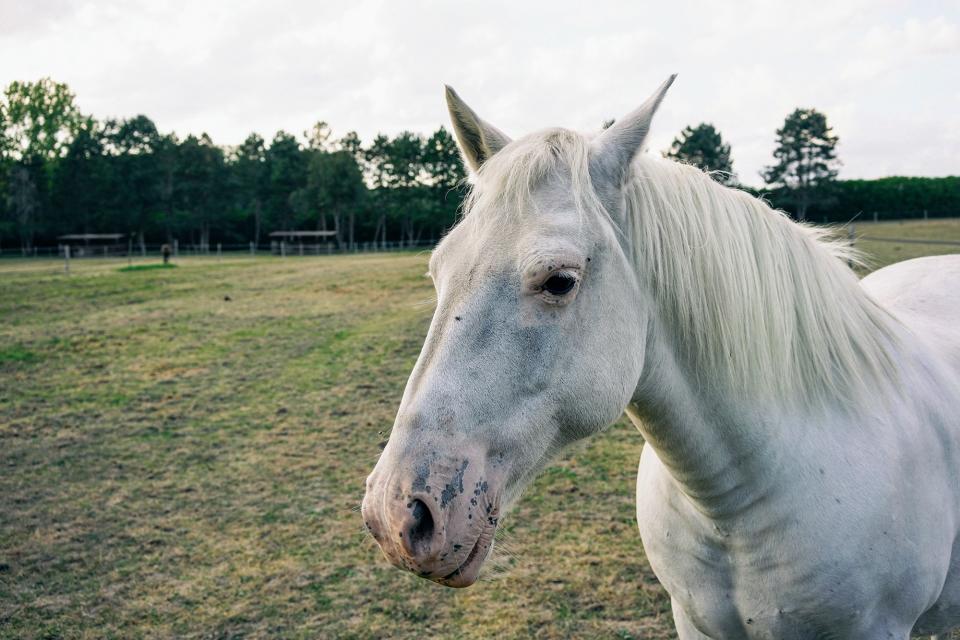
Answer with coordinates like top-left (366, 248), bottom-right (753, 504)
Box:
top-left (435, 528), bottom-right (496, 588)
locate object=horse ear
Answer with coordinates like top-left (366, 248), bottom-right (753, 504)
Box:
top-left (444, 85), bottom-right (512, 173)
top-left (591, 74), bottom-right (677, 186)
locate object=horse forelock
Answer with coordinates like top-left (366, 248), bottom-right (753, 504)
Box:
top-left (460, 128), bottom-right (610, 232)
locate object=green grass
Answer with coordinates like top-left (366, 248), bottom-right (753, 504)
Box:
top-left (117, 263), bottom-right (178, 272)
top-left (0, 345), bottom-right (38, 364)
top-left (849, 217), bottom-right (960, 263)
top-left (1, 219), bottom-right (958, 639)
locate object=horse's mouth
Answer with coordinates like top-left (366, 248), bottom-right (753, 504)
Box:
top-left (437, 516), bottom-right (498, 588)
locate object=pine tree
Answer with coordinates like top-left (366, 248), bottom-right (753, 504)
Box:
top-left (666, 123), bottom-right (735, 185)
top-left (763, 108), bottom-right (840, 220)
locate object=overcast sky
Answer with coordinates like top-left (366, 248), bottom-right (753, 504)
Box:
top-left (1, 0), bottom-right (958, 185)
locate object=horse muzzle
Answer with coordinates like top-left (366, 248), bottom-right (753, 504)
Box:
top-left (362, 447), bottom-right (500, 587)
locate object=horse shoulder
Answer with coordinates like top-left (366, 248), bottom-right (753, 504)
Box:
top-left (637, 423), bottom-right (955, 638)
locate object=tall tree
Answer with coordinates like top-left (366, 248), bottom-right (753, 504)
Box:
top-left (666, 123), bottom-right (735, 185)
top-left (422, 126), bottom-right (465, 192)
top-left (52, 117), bottom-right (110, 236)
top-left (154, 133), bottom-right (180, 243)
top-left (304, 121), bottom-right (334, 153)
top-left (338, 131), bottom-right (363, 160)
top-left (0, 108), bottom-right (10, 249)
top-left (305, 150), bottom-right (367, 248)
top-left (174, 133), bottom-right (228, 249)
top-left (421, 126), bottom-right (467, 237)
top-left (762, 108), bottom-right (840, 220)
top-left (382, 132), bottom-right (425, 189)
top-left (365, 134), bottom-right (392, 189)
top-left (232, 133), bottom-right (269, 245)
top-left (363, 134), bottom-right (392, 244)
top-left (2, 78), bottom-right (82, 162)
top-left (105, 115), bottom-right (163, 250)
top-left (379, 132), bottom-right (427, 245)
top-left (6, 165), bottom-right (39, 253)
top-left (1, 78), bottom-right (82, 249)
top-left (266, 131), bottom-right (306, 231)
top-left (0, 98), bottom-right (12, 159)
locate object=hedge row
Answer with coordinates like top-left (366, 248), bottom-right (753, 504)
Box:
top-left (754, 176), bottom-right (960, 222)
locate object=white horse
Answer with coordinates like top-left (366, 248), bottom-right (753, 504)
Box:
top-left (361, 76), bottom-right (960, 639)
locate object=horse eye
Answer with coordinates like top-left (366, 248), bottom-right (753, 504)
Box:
top-left (543, 273), bottom-right (577, 296)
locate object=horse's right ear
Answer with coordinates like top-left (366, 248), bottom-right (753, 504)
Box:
top-left (444, 85), bottom-right (512, 174)
top-left (590, 74), bottom-right (676, 187)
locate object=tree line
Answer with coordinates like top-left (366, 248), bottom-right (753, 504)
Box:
top-left (666, 113), bottom-right (958, 222)
top-left (0, 78), bottom-right (466, 252)
top-left (2, 78), bottom-right (957, 253)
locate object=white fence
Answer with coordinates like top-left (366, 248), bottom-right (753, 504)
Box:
top-left (0, 239), bottom-right (436, 260)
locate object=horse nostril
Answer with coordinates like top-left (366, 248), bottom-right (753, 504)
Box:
top-left (408, 499), bottom-right (435, 552)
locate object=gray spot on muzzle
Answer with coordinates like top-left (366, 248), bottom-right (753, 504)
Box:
top-left (440, 460), bottom-right (469, 508)
top-left (412, 461), bottom-right (430, 493)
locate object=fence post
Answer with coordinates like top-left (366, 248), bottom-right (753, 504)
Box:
top-left (873, 211), bottom-right (878, 223)
top-left (924, 209), bottom-right (928, 220)
top-left (281, 241), bottom-right (286, 258)
top-left (64, 244), bottom-right (70, 274)
top-left (250, 241), bottom-right (255, 256)
top-left (174, 239), bottom-right (179, 257)
top-left (217, 243), bottom-right (222, 261)
top-left (141, 242), bottom-right (146, 258)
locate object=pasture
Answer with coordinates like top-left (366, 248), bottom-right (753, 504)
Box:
top-left (2, 218), bottom-right (958, 639)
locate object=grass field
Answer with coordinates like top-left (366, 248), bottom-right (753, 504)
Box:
top-left (2, 218), bottom-right (958, 639)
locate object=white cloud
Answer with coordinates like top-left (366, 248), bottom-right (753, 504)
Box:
top-left (844, 14), bottom-right (960, 81)
top-left (0, 0), bottom-right (957, 184)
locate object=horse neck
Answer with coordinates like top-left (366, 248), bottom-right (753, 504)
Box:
top-left (618, 163), bottom-right (899, 516)
top-left (627, 308), bottom-right (797, 517)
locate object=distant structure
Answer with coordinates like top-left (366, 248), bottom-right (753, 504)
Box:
top-left (57, 234), bottom-right (128, 257)
top-left (269, 230), bottom-right (337, 255)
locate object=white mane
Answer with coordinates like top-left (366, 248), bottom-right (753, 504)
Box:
top-left (462, 129), bottom-right (899, 409)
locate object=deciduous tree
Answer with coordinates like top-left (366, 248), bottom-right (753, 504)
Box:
top-left (2, 78), bottom-right (82, 162)
top-left (2, 78), bottom-right (83, 249)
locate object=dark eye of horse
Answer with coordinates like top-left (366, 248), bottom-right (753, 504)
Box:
top-left (543, 273), bottom-right (577, 296)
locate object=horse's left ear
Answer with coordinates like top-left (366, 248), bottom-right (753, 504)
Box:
top-left (590, 74), bottom-right (677, 186)
top-left (444, 85), bottom-right (512, 174)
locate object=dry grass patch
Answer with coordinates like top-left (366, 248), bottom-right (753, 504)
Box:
top-left (2, 220), bottom-right (958, 639)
